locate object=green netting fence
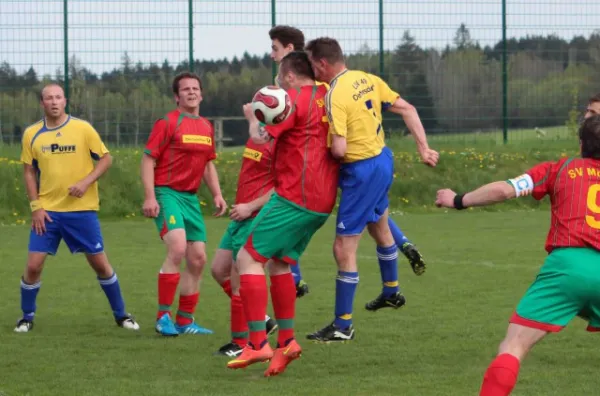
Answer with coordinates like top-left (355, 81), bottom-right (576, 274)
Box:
top-left (1, 0), bottom-right (599, 147)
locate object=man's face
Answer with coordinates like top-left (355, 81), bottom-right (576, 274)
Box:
top-left (307, 51), bottom-right (328, 83)
top-left (270, 39), bottom-right (293, 63)
top-left (40, 85), bottom-right (67, 119)
top-left (175, 77), bottom-right (202, 109)
top-left (584, 101), bottom-right (600, 120)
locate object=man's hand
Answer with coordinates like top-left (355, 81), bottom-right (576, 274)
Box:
top-left (68, 180), bottom-right (91, 198)
top-left (213, 195), bottom-right (227, 217)
top-left (32, 209), bottom-right (52, 235)
top-left (435, 189), bottom-right (457, 208)
top-left (419, 147), bottom-right (439, 167)
top-left (229, 203), bottom-right (253, 221)
top-left (142, 198), bottom-right (160, 218)
top-left (243, 103), bottom-right (257, 122)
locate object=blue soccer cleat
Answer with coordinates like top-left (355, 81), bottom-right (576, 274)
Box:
top-left (155, 313), bottom-right (179, 337)
top-left (175, 322), bottom-right (213, 335)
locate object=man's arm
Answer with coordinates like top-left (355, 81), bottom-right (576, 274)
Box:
top-left (141, 154), bottom-right (156, 200)
top-left (23, 164), bottom-right (39, 203)
top-left (203, 161), bottom-right (227, 216)
top-left (330, 135), bottom-right (346, 160)
top-left (326, 89), bottom-right (348, 160)
top-left (68, 153), bottom-right (113, 198)
top-left (388, 97), bottom-right (429, 152)
top-left (248, 119), bottom-right (273, 145)
top-left (230, 188), bottom-right (274, 221)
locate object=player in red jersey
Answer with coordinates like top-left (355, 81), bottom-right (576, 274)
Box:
top-left (210, 138), bottom-right (279, 357)
top-left (141, 72), bottom-right (227, 337)
top-left (227, 51), bottom-right (339, 376)
top-left (436, 113), bottom-right (600, 396)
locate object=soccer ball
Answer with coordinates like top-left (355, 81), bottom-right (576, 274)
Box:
top-left (251, 86), bottom-right (292, 125)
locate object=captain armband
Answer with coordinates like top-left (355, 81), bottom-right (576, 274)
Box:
top-left (507, 173), bottom-right (534, 197)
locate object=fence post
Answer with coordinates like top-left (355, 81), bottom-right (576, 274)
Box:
top-left (271, 0), bottom-right (277, 82)
top-left (63, 0), bottom-right (70, 113)
top-left (188, 0), bottom-right (194, 72)
top-left (378, 0), bottom-right (384, 77)
top-left (502, 0), bottom-right (508, 144)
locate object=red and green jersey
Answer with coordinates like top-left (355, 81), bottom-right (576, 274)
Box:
top-left (144, 109), bottom-right (216, 193)
top-left (521, 157), bottom-right (600, 253)
top-left (235, 138), bottom-right (276, 218)
top-left (265, 84), bottom-right (339, 214)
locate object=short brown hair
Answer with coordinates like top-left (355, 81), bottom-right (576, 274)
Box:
top-left (305, 37), bottom-right (344, 64)
top-left (281, 51), bottom-right (315, 81)
top-left (269, 25), bottom-right (305, 51)
top-left (580, 115), bottom-right (600, 158)
top-left (589, 93), bottom-right (600, 104)
top-left (172, 72), bottom-right (202, 95)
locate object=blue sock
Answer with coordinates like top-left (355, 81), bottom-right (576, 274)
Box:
top-left (291, 260), bottom-right (303, 285)
top-left (20, 278), bottom-right (41, 322)
top-left (98, 272), bottom-right (126, 319)
top-left (377, 245), bottom-right (400, 297)
top-left (388, 218), bottom-right (410, 251)
top-left (334, 271), bottom-right (359, 329)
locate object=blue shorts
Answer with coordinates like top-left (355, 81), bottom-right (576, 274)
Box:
top-left (336, 147), bottom-right (394, 235)
top-left (28, 211), bottom-right (105, 255)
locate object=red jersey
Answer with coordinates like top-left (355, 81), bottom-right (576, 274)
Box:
top-left (516, 157), bottom-right (600, 253)
top-left (235, 138), bottom-right (275, 218)
top-left (266, 85), bottom-right (339, 214)
top-left (144, 109), bottom-right (216, 193)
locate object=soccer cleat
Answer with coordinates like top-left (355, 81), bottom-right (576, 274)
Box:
top-left (214, 342), bottom-right (244, 357)
top-left (365, 292), bottom-right (406, 311)
top-left (116, 314), bottom-right (140, 331)
top-left (14, 318), bottom-right (34, 333)
top-left (155, 313), bottom-right (179, 337)
top-left (175, 321), bottom-right (213, 335)
top-left (227, 343), bottom-right (274, 369)
top-left (306, 322), bottom-right (355, 343)
top-left (266, 317), bottom-right (278, 336)
top-left (402, 242), bottom-right (426, 276)
top-left (264, 339), bottom-right (302, 377)
top-left (296, 280), bottom-right (309, 298)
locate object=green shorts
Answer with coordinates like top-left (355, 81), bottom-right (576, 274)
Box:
top-left (154, 186), bottom-right (206, 242)
top-left (218, 218), bottom-right (253, 261)
top-left (244, 193), bottom-right (329, 264)
top-left (511, 247), bottom-right (600, 332)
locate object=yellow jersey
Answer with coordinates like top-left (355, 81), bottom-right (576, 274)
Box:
top-left (325, 69), bottom-right (399, 163)
top-left (20, 116), bottom-right (110, 212)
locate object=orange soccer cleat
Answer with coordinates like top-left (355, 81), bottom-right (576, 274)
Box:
top-left (227, 343), bottom-right (274, 369)
top-left (264, 339), bottom-right (302, 377)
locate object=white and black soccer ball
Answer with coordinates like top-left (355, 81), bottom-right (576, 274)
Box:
top-left (251, 85), bottom-right (292, 125)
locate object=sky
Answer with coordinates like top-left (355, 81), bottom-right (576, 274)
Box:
top-left (1, 0), bottom-right (599, 76)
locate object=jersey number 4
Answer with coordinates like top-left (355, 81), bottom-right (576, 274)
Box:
top-left (365, 99), bottom-right (382, 135)
top-left (586, 184), bottom-right (600, 229)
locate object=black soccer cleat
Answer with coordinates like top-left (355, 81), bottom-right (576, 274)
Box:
top-left (14, 318), bottom-right (34, 333)
top-left (402, 242), bottom-right (426, 276)
top-left (365, 292), bottom-right (406, 311)
top-left (214, 341), bottom-right (244, 357)
top-left (266, 317), bottom-right (279, 336)
top-left (306, 322), bottom-right (355, 343)
top-left (296, 280), bottom-right (309, 298)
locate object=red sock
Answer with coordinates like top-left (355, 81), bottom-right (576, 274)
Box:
top-left (157, 272), bottom-right (180, 320)
top-left (221, 279), bottom-right (232, 298)
top-left (480, 353), bottom-right (521, 396)
top-left (270, 272), bottom-right (296, 347)
top-left (239, 274), bottom-right (268, 350)
top-left (231, 294), bottom-right (248, 347)
top-left (176, 293), bottom-right (199, 326)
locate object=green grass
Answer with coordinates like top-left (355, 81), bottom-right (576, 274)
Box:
top-left (0, 212), bottom-right (598, 396)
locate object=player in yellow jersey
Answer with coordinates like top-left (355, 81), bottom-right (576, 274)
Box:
top-left (305, 37), bottom-right (439, 342)
top-left (15, 83), bottom-right (139, 333)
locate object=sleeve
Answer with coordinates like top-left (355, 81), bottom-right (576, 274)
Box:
top-left (507, 161), bottom-right (554, 200)
top-left (326, 87), bottom-right (347, 138)
top-left (265, 89), bottom-right (298, 139)
top-left (370, 74), bottom-right (400, 111)
top-left (144, 117), bottom-right (170, 159)
top-left (20, 130), bottom-right (34, 165)
top-left (85, 123), bottom-right (110, 160)
top-left (208, 121), bottom-right (217, 161)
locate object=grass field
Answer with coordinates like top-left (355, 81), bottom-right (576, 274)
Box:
top-left (1, 212), bottom-right (598, 396)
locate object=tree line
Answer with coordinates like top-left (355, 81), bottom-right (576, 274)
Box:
top-left (1, 24), bottom-right (599, 146)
